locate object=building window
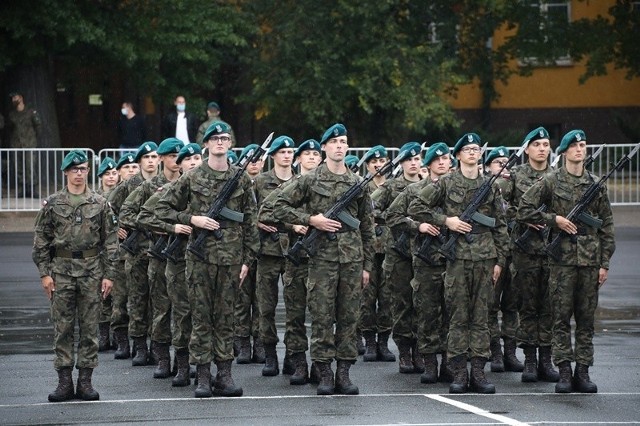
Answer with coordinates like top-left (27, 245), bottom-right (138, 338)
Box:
top-left (518, 1), bottom-right (572, 67)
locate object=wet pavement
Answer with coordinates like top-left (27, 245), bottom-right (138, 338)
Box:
top-left (1, 229), bottom-right (639, 425)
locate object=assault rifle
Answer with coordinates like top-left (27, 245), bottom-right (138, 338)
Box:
top-left (514, 145), bottom-right (604, 252)
top-left (120, 228), bottom-right (141, 255)
top-left (148, 234), bottom-right (169, 260)
top-left (285, 149), bottom-right (412, 266)
top-left (438, 143), bottom-right (525, 262)
top-left (414, 232), bottom-right (448, 265)
top-left (545, 142), bottom-right (639, 261)
top-left (161, 132), bottom-right (274, 262)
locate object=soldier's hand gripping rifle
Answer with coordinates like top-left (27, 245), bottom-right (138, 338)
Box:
top-left (545, 143), bottom-right (639, 261)
top-left (285, 150), bottom-right (410, 267)
top-left (161, 132), bottom-right (274, 262)
top-left (414, 206), bottom-right (448, 265)
top-left (438, 143), bottom-right (526, 262)
top-left (514, 145), bottom-right (604, 252)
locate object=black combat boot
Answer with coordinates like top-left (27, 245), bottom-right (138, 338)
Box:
top-left (448, 354), bottom-right (469, 394)
top-left (172, 348), bottom-right (190, 387)
top-left (98, 322), bottom-right (111, 352)
top-left (316, 362), bottom-right (335, 395)
top-left (262, 343), bottom-right (279, 376)
top-left (573, 363), bottom-right (598, 393)
top-left (213, 360), bottom-right (243, 397)
top-left (131, 337), bottom-right (148, 366)
top-left (397, 339), bottom-right (414, 374)
top-left (438, 352), bottom-right (453, 383)
top-left (555, 361), bottom-right (573, 393)
top-left (233, 336), bottom-right (240, 357)
top-left (309, 361), bottom-right (321, 385)
top-left (521, 345), bottom-right (538, 383)
top-left (236, 336), bottom-right (252, 364)
top-left (420, 353), bottom-right (438, 384)
top-left (290, 352), bottom-right (309, 385)
top-left (48, 367), bottom-right (75, 402)
top-left (538, 346), bottom-right (560, 382)
top-left (362, 331), bottom-right (378, 362)
top-left (376, 331), bottom-right (396, 362)
top-left (335, 360), bottom-right (359, 395)
top-left (412, 343), bottom-right (425, 373)
top-left (356, 330), bottom-right (365, 356)
top-left (113, 328), bottom-right (131, 360)
top-left (152, 342), bottom-right (172, 378)
top-left (76, 368), bottom-right (100, 401)
top-left (503, 338), bottom-right (524, 372)
top-left (469, 357), bottom-right (496, 394)
top-left (283, 353), bottom-right (295, 375)
top-left (252, 337), bottom-right (266, 363)
top-left (194, 363), bottom-right (212, 398)
top-left (489, 339), bottom-right (505, 372)
top-left (147, 341), bottom-right (158, 365)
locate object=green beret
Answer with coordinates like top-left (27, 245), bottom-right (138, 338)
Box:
top-left (558, 129), bottom-right (586, 154)
top-left (203, 121), bottom-right (232, 142)
top-left (362, 145), bottom-right (388, 163)
top-left (320, 123), bottom-right (347, 144)
top-left (398, 142), bottom-right (422, 161)
top-left (97, 156), bottom-right (117, 177)
top-left (157, 138), bottom-right (185, 155)
top-left (344, 154), bottom-right (359, 169)
top-left (522, 126), bottom-right (550, 146)
top-left (116, 152), bottom-right (137, 170)
top-left (176, 143), bottom-right (202, 165)
top-left (238, 144), bottom-right (259, 163)
top-left (227, 150), bottom-right (239, 165)
top-left (60, 150), bottom-right (89, 171)
top-left (134, 141), bottom-right (158, 162)
top-left (452, 132), bottom-right (482, 156)
top-left (294, 139), bottom-right (321, 159)
top-left (484, 146), bottom-right (510, 165)
top-left (268, 136), bottom-right (296, 155)
top-left (423, 142), bottom-right (450, 167)
top-left (207, 101), bottom-right (220, 110)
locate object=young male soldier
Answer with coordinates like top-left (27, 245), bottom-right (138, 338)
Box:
top-left (119, 138), bottom-right (184, 378)
top-left (254, 136), bottom-right (296, 376)
top-left (155, 121), bottom-right (259, 398)
top-left (373, 142), bottom-right (423, 373)
top-left (503, 127), bottom-right (559, 383)
top-left (517, 129), bottom-right (615, 393)
top-left (407, 133), bottom-right (509, 394)
top-left (33, 150), bottom-right (117, 402)
top-left (273, 123), bottom-right (375, 395)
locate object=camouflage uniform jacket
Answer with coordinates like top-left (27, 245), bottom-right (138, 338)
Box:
top-left (272, 163), bottom-right (375, 271)
top-left (255, 168), bottom-right (294, 256)
top-left (108, 174), bottom-right (144, 216)
top-left (138, 182), bottom-right (176, 234)
top-left (372, 175), bottom-right (419, 250)
top-left (32, 187), bottom-right (118, 280)
top-left (408, 170), bottom-right (509, 266)
top-left (119, 173), bottom-right (169, 232)
top-left (368, 179), bottom-right (388, 253)
top-left (154, 162), bottom-right (259, 266)
top-left (517, 167), bottom-right (615, 268)
top-left (8, 106), bottom-right (41, 148)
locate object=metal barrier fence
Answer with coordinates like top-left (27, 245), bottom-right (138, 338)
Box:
top-left (1, 144), bottom-right (637, 212)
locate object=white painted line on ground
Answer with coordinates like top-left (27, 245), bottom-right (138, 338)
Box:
top-left (426, 394), bottom-right (529, 426)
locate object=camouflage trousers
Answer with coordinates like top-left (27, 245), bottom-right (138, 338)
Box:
top-left (513, 253), bottom-right (553, 348)
top-left (412, 261), bottom-right (448, 355)
top-left (384, 252), bottom-right (416, 344)
top-left (99, 294), bottom-right (112, 323)
top-left (256, 254), bottom-right (286, 345)
top-left (549, 265), bottom-right (599, 366)
top-left (283, 258), bottom-right (309, 355)
top-left (109, 260), bottom-right (129, 331)
top-left (234, 260), bottom-right (259, 339)
top-left (445, 259), bottom-right (493, 359)
top-left (186, 258), bottom-right (238, 364)
top-left (166, 257), bottom-right (191, 350)
top-left (360, 253), bottom-right (392, 333)
top-left (126, 253), bottom-right (150, 338)
top-left (488, 256), bottom-right (520, 340)
top-left (50, 272), bottom-right (101, 369)
top-left (307, 259), bottom-right (362, 363)
top-left (148, 256), bottom-right (171, 344)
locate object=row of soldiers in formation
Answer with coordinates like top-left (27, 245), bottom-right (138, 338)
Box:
top-left (32, 120), bottom-right (616, 402)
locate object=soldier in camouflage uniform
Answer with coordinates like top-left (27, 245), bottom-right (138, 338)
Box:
top-left (155, 121), bottom-right (259, 398)
top-left (108, 142), bottom-right (159, 365)
top-left (517, 129), bottom-right (615, 393)
top-left (503, 127), bottom-right (560, 383)
top-left (120, 138), bottom-right (184, 378)
top-left (408, 133), bottom-right (509, 394)
top-left (373, 142), bottom-right (423, 373)
top-left (33, 150), bottom-right (118, 402)
top-left (389, 142), bottom-right (453, 384)
top-left (8, 92), bottom-right (42, 198)
top-left (273, 123), bottom-right (375, 395)
top-left (254, 136), bottom-right (296, 376)
top-left (483, 146), bottom-right (525, 374)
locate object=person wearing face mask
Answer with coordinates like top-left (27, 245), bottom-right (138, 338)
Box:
top-left (117, 101), bottom-right (147, 152)
top-left (8, 91), bottom-right (42, 198)
top-left (162, 95), bottom-right (199, 144)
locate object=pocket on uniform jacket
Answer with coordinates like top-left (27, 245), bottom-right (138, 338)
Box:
top-left (192, 180), bottom-right (212, 198)
top-left (83, 205), bottom-right (103, 220)
top-left (448, 190), bottom-right (465, 205)
top-left (52, 204), bottom-right (74, 220)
